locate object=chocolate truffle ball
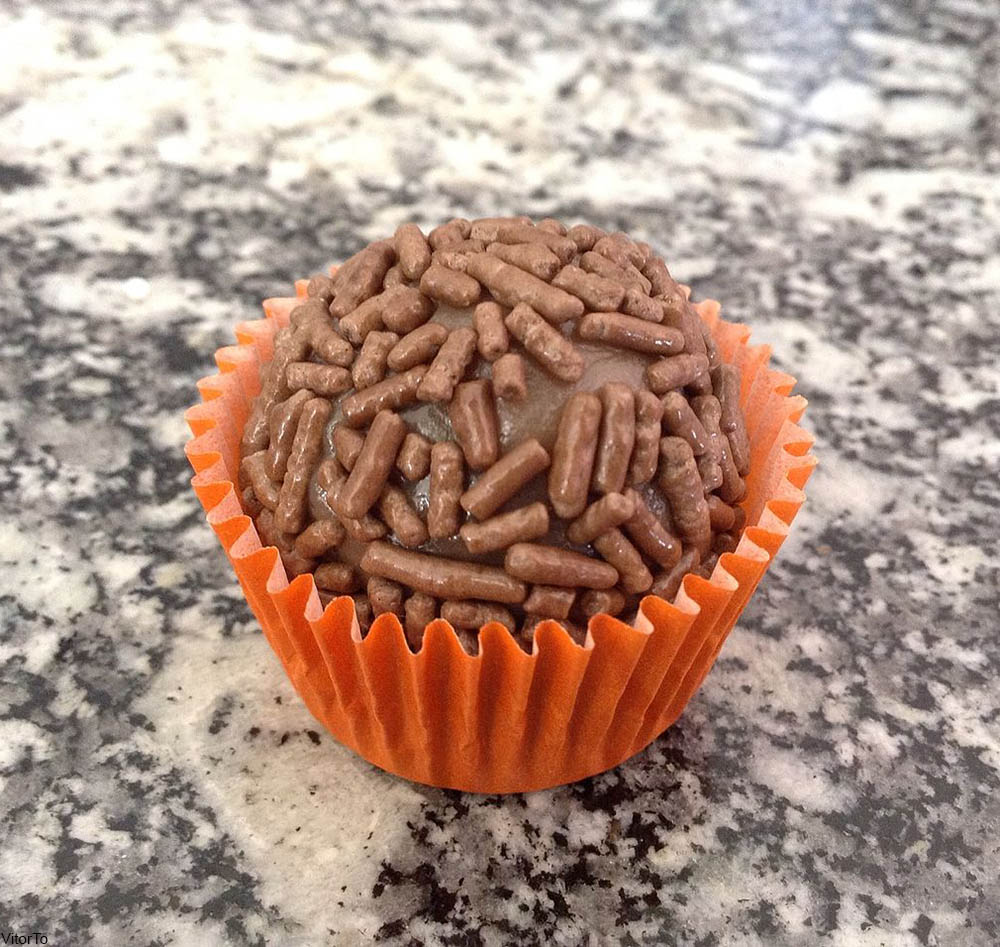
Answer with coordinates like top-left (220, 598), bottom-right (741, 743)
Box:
top-left (239, 217), bottom-right (749, 652)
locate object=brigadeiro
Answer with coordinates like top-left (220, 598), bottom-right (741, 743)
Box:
top-left (186, 215), bottom-right (815, 792)
top-left (237, 217), bottom-right (751, 652)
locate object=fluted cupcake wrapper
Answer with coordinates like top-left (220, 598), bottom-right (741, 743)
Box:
top-left (185, 285), bottom-right (815, 793)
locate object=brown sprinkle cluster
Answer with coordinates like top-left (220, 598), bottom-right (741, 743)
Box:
top-left (239, 217), bottom-right (750, 654)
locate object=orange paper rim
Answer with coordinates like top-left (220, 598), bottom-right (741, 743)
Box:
top-left (185, 285), bottom-right (815, 793)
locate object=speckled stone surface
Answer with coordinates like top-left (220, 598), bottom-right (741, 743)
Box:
top-left (2, 0), bottom-right (999, 944)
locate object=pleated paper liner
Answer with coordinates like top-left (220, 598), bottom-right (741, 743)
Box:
top-left (185, 286), bottom-right (815, 793)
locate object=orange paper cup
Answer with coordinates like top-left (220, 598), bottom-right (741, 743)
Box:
top-left (185, 288), bottom-right (815, 793)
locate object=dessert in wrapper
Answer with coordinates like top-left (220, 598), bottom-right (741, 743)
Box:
top-left (185, 217), bottom-right (814, 792)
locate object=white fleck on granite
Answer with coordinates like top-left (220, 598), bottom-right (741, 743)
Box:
top-left (1, 0), bottom-right (998, 944)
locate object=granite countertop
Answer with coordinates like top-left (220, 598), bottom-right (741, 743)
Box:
top-left (2, 0), bottom-right (998, 944)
